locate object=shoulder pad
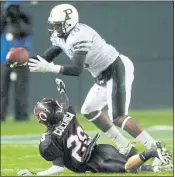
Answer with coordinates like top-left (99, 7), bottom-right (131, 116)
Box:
top-left (67, 24), bottom-right (93, 44)
top-left (50, 35), bottom-right (57, 46)
top-left (68, 33), bottom-right (93, 53)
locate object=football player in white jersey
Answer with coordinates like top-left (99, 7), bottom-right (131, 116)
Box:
top-left (27, 4), bottom-right (172, 167)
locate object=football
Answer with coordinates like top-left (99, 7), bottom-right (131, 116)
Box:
top-left (6, 48), bottom-right (29, 65)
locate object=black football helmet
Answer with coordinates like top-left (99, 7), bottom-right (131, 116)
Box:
top-left (34, 98), bottom-right (64, 129)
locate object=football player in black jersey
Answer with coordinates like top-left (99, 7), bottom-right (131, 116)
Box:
top-left (18, 78), bottom-right (171, 176)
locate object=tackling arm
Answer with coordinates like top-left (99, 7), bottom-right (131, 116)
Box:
top-left (59, 89), bottom-right (70, 110)
top-left (55, 78), bottom-right (70, 110)
top-left (55, 78), bottom-right (76, 114)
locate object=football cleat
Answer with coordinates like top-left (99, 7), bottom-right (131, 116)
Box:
top-left (139, 164), bottom-right (160, 172)
top-left (152, 141), bottom-right (172, 165)
top-left (158, 164), bottom-right (173, 171)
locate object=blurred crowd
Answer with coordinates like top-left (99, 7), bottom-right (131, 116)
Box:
top-left (0, 1), bottom-right (33, 122)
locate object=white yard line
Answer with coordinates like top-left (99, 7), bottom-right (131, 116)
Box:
top-left (1, 125), bottom-right (173, 144)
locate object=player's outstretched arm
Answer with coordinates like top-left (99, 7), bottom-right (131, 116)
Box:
top-left (30, 45), bottom-right (62, 63)
top-left (18, 165), bottom-right (64, 176)
top-left (42, 45), bottom-right (62, 62)
top-left (28, 51), bottom-right (87, 76)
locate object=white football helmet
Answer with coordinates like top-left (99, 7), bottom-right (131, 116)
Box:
top-left (48, 4), bottom-right (79, 37)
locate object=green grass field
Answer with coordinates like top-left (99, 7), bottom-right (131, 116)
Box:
top-left (1, 109), bottom-right (174, 176)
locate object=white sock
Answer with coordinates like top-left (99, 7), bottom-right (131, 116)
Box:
top-left (104, 125), bottom-right (131, 150)
top-left (136, 131), bottom-right (156, 149)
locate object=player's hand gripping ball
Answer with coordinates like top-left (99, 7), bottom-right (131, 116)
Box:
top-left (6, 48), bottom-right (29, 68)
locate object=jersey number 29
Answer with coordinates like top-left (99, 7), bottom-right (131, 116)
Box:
top-left (67, 126), bottom-right (88, 162)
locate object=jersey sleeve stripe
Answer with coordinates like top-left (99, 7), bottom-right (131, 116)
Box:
top-left (73, 41), bottom-right (93, 48)
top-left (74, 46), bottom-right (91, 52)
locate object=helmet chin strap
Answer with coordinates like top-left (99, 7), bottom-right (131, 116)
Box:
top-left (40, 122), bottom-right (47, 129)
top-left (58, 20), bottom-right (73, 38)
top-left (58, 32), bottom-right (66, 38)
top-left (52, 29), bottom-right (66, 38)
top-left (60, 25), bottom-right (75, 39)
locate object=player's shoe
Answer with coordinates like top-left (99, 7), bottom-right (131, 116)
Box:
top-left (158, 164), bottom-right (173, 171)
top-left (139, 163), bottom-right (173, 172)
top-left (152, 157), bottom-right (173, 171)
top-left (139, 164), bottom-right (160, 172)
top-left (152, 141), bottom-right (172, 165)
top-left (152, 157), bottom-right (164, 166)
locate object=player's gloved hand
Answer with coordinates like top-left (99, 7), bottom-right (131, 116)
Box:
top-left (55, 78), bottom-right (65, 92)
top-left (18, 169), bottom-right (36, 176)
top-left (28, 55), bottom-right (61, 73)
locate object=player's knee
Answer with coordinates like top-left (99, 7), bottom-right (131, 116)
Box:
top-left (107, 109), bottom-right (113, 122)
top-left (81, 104), bottom-right (91, 115)
top-left (81, 103), bottom-right (98, 115)
top-left (81, 104), bottom-right (94, 120)
top-left (113, 115), bottom-right (132, 129)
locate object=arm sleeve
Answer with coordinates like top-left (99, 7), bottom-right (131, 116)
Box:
top-left (31, 46), bottom-right (62, 63)
top-left (60, 91), bottom-right (70, 110)
top-left (52, 157), bottom-right (64, 166)
top-left (38, 134), bottom-right (64, 176)
top-left (59, 33), bottom-right (93, 76)
top-left (42, 46), bottom-right (62, 62)
top-left (59, 91), bottom-right (76, 114)
top-left (72, 40), bottom-right (93, 53)
top-left (59, 51), bottom-right (87, 76)
top-left (36, 165), bottom-right (64, 176)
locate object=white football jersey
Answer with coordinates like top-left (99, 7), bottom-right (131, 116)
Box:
top-left (50, 23), bottom-right (119, 77)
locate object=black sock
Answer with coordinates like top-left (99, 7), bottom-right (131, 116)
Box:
top-left (139, 149), bottom-right (157, 162)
